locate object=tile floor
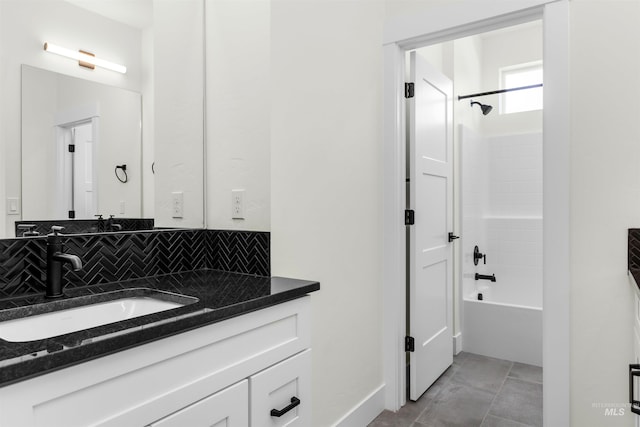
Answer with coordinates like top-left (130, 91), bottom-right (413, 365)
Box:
top-left (368, 352), bottom-right (543, 427)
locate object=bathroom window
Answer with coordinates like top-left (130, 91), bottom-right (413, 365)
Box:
top-left (499, 61), bottom-right (543, 114)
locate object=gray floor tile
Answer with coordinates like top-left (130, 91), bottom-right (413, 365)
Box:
top-left (481, 415), bottom-right (532, 427)
top-left (453, 351), bottom-right (469, 368)
top-left (368, 410), bottom-right (413, 427)
top-left (450, 353), bottom-right (513, 393)
top-left (508, 362), bottom-right (543, 384)
top-left (416, 381), bottom-right (496, 427)
top-left (421, 365), bottom-right (456, 400)
top-left (375, 353), bottom-right (541, 427)
top-left (368, 399), bottom-right (430, 427)
top-left (488, 378), bottom-right (543, 427)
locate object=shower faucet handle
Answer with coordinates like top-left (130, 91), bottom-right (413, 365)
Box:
top-left (473, 245), bottom-right (486, 266)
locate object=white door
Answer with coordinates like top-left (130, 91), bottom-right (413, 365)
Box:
top-left (408, 51), bottom-right (454, 401)
top-left (72, 122), bottom-right (95, 219)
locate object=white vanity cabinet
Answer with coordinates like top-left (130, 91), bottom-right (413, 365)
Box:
top-left (148, 380), bottom-right (249, 427)
top-left (250, 349), bottom-right (311, 426)
top-left (0, 296), bottom-right (312, 427)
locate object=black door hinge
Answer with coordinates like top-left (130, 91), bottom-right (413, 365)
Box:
top-left (405, 210), bottom-right (415, 225)
top-left (68, 144), bottom-right (75, 153)
top-left (405, 336), bottom-right (415, 352)
top-left (68, 210), bottom-right (76, 219)
top-left (405, 82), bottom-right (414, 98)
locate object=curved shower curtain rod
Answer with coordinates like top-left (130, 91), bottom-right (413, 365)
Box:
top-left (457, 83), bottom-right (543, 101)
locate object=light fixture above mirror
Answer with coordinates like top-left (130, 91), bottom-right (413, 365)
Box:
top-left (43, 42), bottom-right (127, 74)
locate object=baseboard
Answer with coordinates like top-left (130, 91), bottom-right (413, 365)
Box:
top-left (454, 332), bottom-right (463, 354)
top-left (333, 383), bottom-right (385, 427)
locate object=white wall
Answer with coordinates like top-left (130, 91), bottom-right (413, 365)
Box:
top-left (205, 0), bottom-right (270, 232)
top-left (570, 1), bottom-right (639, 425)
top-left (270, 1), bottom-right (385, 425)
top-left (153, 0), bottom-right (204, 229)
top-left (0, 0), bottom-right (144, 236)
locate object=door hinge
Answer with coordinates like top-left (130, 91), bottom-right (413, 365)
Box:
top-left (405, 209), bottom-right (415, 225)
top-left (405, 82), bottom-right (414, 98)
top-left (68, 144), bottom-right (75, 153)
top-left (405, 336), bottom-right (415, 352)
top-left (68, 210), bottom-right (76, 219)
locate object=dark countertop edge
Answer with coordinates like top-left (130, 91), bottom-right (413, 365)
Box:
top-left (630, 269), bottom-right (640, 294)
top-left (0, 280), bottom-right (319, 387)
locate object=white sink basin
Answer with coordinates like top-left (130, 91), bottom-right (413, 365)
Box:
top-left (0, 297), bottom-right (185, 342)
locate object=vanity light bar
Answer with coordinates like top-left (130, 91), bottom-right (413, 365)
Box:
top-left (43, 42), bottom-right (127, 74)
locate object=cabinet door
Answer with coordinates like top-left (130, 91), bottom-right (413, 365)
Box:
top-left (148, 380), bottom-right (248, 427)
top-left (250, 349), bottom-right (311, 426)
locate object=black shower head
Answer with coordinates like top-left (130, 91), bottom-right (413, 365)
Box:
top-left (470, 101), bottom-right (493, 115)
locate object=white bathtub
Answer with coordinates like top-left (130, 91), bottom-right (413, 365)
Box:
top-left (463, 289), bottom-right (542, 367)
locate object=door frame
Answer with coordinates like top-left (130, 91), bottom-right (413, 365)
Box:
top-left (54, 104), bottom-right (100, 220)
top-left (382, 1), bottom-right (570, 426)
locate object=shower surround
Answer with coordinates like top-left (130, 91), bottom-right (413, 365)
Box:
top-left (461, 127), bottom-right (543, 366)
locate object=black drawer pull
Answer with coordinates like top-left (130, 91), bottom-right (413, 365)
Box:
top-left (270, 397), bottom-right (301, 417)
top-left (630, 364), bottom-right (640, 415)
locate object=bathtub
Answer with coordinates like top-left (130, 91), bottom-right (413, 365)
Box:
top-left (463, 288), bottom-right (542, 367)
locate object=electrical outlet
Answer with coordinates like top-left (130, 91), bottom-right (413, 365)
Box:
top-left (172, 192), bottom-right (184, 218)
top-left (119, 201), bottom-right (125, 214)
top-left (232, 189), bottom-right (245, 219)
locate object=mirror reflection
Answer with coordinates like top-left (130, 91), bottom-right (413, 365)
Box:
top-left (3, 0), bottom-right (205, 237)
top-left (21, 65), bottom-right (144, 225)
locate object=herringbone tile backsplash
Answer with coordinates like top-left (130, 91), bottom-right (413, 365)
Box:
top-left (0, 229), bottom-right (270, 299)
top-left (629, 229), bottom-right (640, 271)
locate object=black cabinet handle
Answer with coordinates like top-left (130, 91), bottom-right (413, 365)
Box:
top-left (270, 397), bottom-right (301, 417)
top-left (630, 364), bottom-right (640, 415)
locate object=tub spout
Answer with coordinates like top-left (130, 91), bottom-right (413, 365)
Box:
top-left (475, 273), bottom-right (496, 282)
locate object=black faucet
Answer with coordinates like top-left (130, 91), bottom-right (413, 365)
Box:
top-left (95, 214), bottom-right (105, 232)
top-left (107, 215), bottom-right (122, 232)
top-left (46, 226), bottom-right (83, 298)
top-left (17, 224), bottom-right (39, 237)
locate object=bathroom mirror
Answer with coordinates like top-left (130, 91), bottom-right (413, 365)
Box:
top-left (21, 65), bottom-right (143, 226)
top-left (3, 0), bottom-right (205, 237)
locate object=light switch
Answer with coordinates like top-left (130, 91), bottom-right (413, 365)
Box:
top-left (7, 197), bottom-right (19, 215)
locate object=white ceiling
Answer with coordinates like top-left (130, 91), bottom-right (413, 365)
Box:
top-left (64, 0), bottom-right (153, 30)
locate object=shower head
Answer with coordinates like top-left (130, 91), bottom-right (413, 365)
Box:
top-left (470, 101), bottom-right (493, 115)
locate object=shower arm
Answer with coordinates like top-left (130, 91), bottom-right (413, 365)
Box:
top-left (458, 83), bottom-right (543, 101)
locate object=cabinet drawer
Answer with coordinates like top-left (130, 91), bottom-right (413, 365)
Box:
top-left (148, 380), bottom-right (248, 427)
top-left (250, 349), bottom-right (311, 427)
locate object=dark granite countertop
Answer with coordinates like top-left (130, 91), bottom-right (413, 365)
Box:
top-left (0, 269), bottom-right (319, 387)
top-left (630, 269), bottom-right (640, 294)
